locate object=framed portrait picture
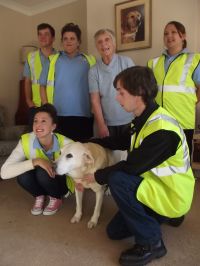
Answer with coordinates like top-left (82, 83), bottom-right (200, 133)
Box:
top-left (115, 0), bottom-right (152, 51)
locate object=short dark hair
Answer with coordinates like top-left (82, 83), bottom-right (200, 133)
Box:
top-left (61, 23), bottom-right (81, 42)
top-left (113, 66), bottom-right (158, 104)
top-left (37, 23), bottom-right (55, 37)
top-left (165, 21), bottom-right (187, 49)
top-left (34, 104), bottom-right (58, 124)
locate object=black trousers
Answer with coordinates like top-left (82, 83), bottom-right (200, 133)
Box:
top-left (56, 116), bottom-right (93, 141)
top-left (17, 167), bottom-right (68, 199)
top-left (107, 123), bottom-right (131, 137)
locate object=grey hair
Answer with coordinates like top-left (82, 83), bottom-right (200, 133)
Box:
top-left (94, 29), bottom-right (116, 45)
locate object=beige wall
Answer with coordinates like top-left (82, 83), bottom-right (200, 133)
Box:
top-left (196, 0), bottom-right (200, 50)
top-left (31, 0), bottom-right (87, 52)
top-left (0, 0), bottom-right (199, 125)
top-left (0, 6), bottom-right (31, 125)
top-left (87, 0), bottom-right (200, 65)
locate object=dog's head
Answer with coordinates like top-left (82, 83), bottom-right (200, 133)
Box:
top-left (55, 142), bottom-right (94, 178)
top-left (126, 10), bottom-right (142, 29)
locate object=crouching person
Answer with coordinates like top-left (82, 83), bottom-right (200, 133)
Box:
top-left (83, 66), bottom-right (195, 265)
top-left (0, 104), bottom-right (74, 216)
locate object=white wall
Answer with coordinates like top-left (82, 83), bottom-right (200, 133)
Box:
top-left (87, 0), bottom-right (200, 65)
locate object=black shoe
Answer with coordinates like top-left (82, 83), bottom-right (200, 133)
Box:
top-left (119, 239), bottom-right (167, 266)
top-left (168, 215), bottom-right (185, 227)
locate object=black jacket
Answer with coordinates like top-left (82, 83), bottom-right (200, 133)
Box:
top-left (90, 101), bottom-right (181, 185)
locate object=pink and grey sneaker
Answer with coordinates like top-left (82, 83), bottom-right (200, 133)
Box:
top-left (43, 196), bottom-right (62, 215)
top-left (31, 195), bottom-right (45, 215)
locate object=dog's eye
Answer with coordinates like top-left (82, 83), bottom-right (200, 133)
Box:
top-left (66, 153), bottom-right (73, 159)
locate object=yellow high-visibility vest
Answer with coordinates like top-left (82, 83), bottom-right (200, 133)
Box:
top-left (130, 107), bottom-right (195, 217)
top-left (46, 53), bottom-right (96, 104)
top-left (148, 53), bottom-right (200, 129)
top-left (21, 132), bottom-right (75, 193)
top-left (27, 51), bottom-right (42, 107)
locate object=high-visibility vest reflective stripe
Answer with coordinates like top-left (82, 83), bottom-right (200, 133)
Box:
top-left (130, 107), bottom-right (195, 217)
top-left (21, 132), bottom-right (75, 193)
top-left (148, 53), bottom-right (200, 129)
top-left (82, 53), bottom-right (96, 67)
top-left (27, 51), bottom-right (42, 107)
top-left (46, 53), bottom-right (96, 104)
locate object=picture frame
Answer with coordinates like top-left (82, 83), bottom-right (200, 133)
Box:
top-left (115, 0), bottom-right (152, 52)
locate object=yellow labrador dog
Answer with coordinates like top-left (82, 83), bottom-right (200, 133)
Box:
top-left (56, 142), bottom-right (126, 229)
top-left (122, 10), bottom-right (143, 43)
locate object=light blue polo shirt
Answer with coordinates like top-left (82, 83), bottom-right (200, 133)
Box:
top-left (23, 49), bottom-right (55, 78)
top-left (88, 53), bottom-right (134, 126)
top-left (33, 134), bottom-right (59, 160)
top-left (163, 48), bottom-right (200, 85)
top-left (40, 51), bottom-right (92, 117)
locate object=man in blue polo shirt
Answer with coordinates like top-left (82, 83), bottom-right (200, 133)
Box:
top-left (39, 23), bottom-right (95, 141)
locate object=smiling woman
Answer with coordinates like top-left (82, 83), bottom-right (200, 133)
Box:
top-left (148, 21), bottom-right (200, 157)
top-left (33, 106), bottom-right (56, 144)
top-left (88, 28), bottom-right (135, 138)
top-left (0, 104), bottom-right (74, 216)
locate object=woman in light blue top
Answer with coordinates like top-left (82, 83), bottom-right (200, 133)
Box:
top-left (148, 21), bottom-right (200, 155)
top-left (1, 104), bottom-right (73, 216)
top-left (89, 29), bottom-right (135, 138)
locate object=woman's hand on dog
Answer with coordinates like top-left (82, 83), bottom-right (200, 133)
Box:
top-left (32, 158), bottom-right (56, 178)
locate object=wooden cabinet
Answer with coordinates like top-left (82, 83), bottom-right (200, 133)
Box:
top-left (15, 79), bottom-right (29, 125)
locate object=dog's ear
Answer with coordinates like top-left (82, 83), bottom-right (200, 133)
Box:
top-left (60, 142), bottom-right (73, 155)
top-left (59, 146), bottom-right (65, 155)
top-left (83, 152), bottom-right (94, 165)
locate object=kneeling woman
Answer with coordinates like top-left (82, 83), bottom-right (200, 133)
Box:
top-left (1, 104), bottom-right (73, 215)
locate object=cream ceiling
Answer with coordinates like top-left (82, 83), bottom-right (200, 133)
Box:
top-left (0, 0), bottom-right (77, 15)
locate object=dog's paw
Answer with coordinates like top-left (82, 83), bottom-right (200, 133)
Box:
top-left (104, 187), bottom-right (111, 196)
top-left (71, 215), bottom-right (81, 224)
top-left (87, 219), bottom-right (98, 229)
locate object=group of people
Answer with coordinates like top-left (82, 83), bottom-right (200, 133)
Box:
top-left (1, 20), bottom-right (200, 266)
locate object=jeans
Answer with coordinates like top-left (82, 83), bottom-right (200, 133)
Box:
top-left (106, 171), bottom-right (166, 245)
top-left (17, 167), bottom-right (68, 199)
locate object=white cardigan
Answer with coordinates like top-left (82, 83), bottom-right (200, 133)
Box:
top-left (1, 140), bottom-right (34, 179)
top-left (1, 135), bottom-right (71, 180)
